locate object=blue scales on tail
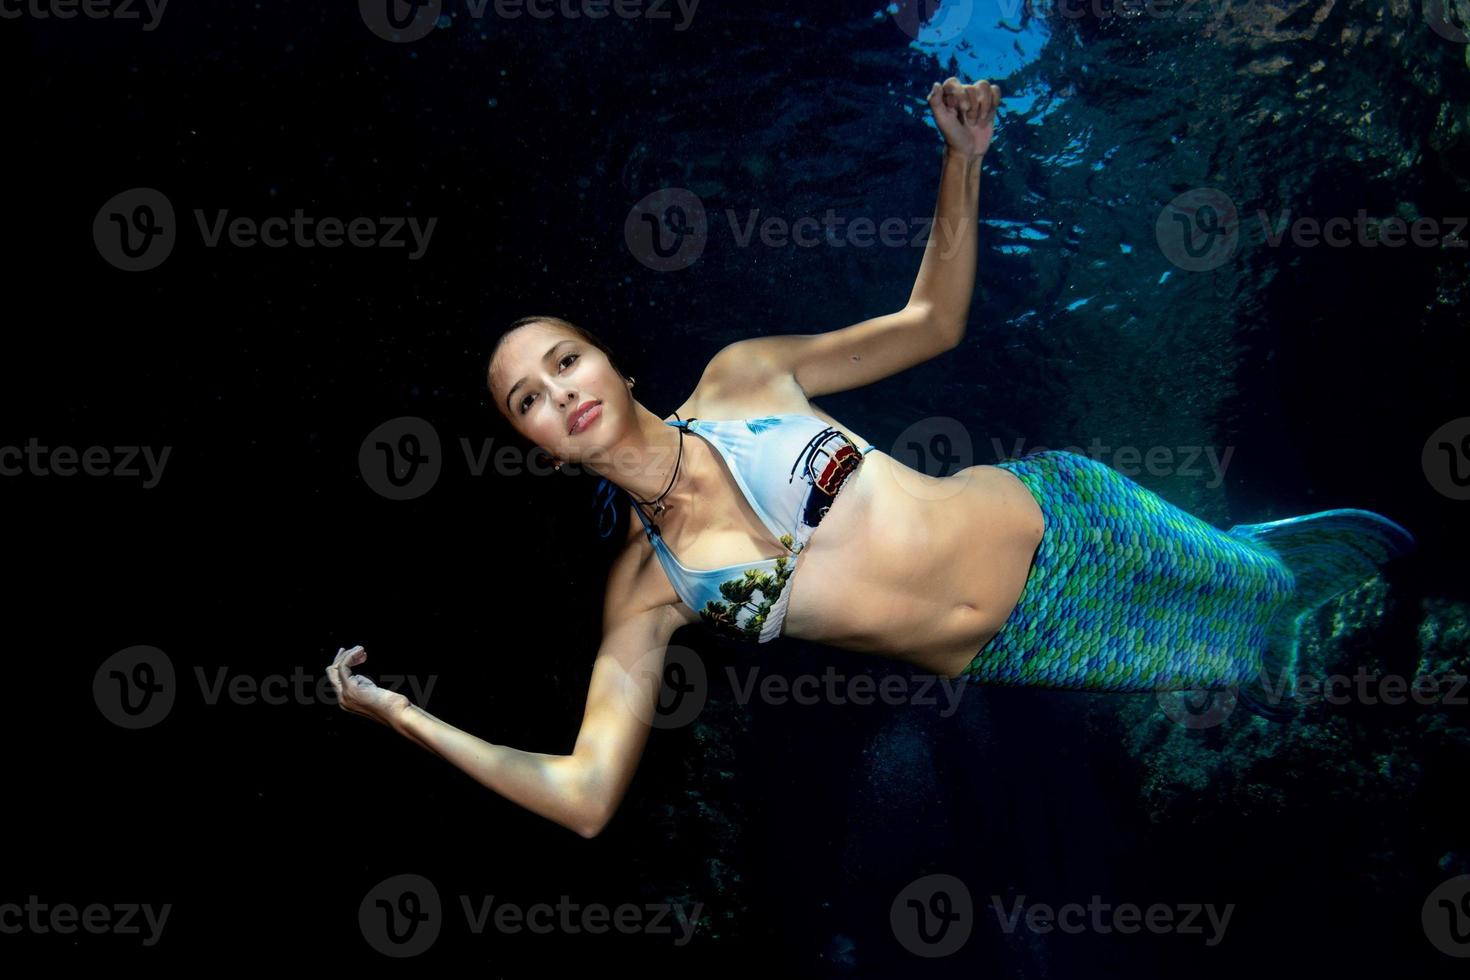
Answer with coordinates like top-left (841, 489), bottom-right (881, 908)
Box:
top-left (959, 450), bottom-right (1416, 706)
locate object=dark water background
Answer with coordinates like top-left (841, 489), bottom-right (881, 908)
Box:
top-left (3, 0), bottom-right (1469, 974)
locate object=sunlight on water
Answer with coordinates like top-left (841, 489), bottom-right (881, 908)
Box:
top-left (883, 0), bottom-right (1054, 119)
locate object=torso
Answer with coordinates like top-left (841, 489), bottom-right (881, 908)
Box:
top-left (618, 373), bottom-right (1045, 679)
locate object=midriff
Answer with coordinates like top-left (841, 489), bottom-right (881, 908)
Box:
top-left (776, 449), bottom-right (1046, 678)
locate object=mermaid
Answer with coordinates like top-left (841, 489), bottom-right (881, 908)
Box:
top-left (325, 78), bottom-right (1414, 838)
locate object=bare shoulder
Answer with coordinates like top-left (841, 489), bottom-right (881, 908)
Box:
top-left (693, 339), bottom-right (790, 402)
top-left (685, 342), bottom-right (807, 417)
top-left (687, 350), bottom-right (874, 451)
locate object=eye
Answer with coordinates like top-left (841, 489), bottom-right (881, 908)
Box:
top-left (517, 353), bottom-right (580, 414)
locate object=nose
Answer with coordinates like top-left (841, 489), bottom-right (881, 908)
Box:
top-left (553, 384), bottom-right (578, 414)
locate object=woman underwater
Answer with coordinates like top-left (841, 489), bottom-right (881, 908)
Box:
top-left (326, 78), bottom-right (1415, 838)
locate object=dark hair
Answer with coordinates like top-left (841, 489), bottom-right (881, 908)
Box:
top-left (485, 314), bottom-right (633, 542)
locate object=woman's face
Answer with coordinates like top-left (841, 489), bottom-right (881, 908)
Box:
top-left (491, 321), bottom-right (626, 463)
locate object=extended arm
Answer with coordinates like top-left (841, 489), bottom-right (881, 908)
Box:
top-left (379, 567), bottom-right (676, 846)
top-left (391, 602), bottom-right (680, 839)
top-left (391, 702), bottom-right (595, 837)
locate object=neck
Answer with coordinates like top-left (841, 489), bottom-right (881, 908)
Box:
top-left (586, 403), bottom-right (701, 512)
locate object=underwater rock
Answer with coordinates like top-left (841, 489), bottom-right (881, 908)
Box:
top-left (1093, 575), bottom-right (1468, 906)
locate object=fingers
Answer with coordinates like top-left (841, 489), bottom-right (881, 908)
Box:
top-left (941, 76), bottom-right (965, 116)
top-left (326, 647), bottom-right (346, 701)
top-left (980, 81), bottom-right (1001, 122)
top-left (327, 645), bottom-right (367, 713)
top-left (930, 78), bottom-right (1002, 125)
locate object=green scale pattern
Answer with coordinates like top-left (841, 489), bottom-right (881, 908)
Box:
top-left (961, 450), bottom-right (1294, 691)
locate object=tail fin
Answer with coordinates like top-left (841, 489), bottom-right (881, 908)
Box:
top-left (1226, 508), bottom-right (1417, 720)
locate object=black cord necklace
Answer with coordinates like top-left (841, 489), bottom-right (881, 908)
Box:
top-left (631, 411), bottom-right (685, 531)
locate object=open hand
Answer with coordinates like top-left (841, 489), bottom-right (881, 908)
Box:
top-left (927, 77), bottom-right (1002, 160)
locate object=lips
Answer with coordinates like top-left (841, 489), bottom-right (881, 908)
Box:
top-left (569, 401), bottom-right (601, 435)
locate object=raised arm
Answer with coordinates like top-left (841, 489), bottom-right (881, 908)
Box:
top-left (909, 77), bottom-right (1000, 338)
top-left (693, 78), bottom-right (1002, 400)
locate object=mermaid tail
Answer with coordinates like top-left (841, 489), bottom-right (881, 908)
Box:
top-left (960, 451), bottom-right (1416, 701)
top-left (1225, 509), bottom-right (1416, 716)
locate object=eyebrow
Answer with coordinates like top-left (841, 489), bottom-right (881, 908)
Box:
top-left (504, 339), bottom-right (574, 414)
